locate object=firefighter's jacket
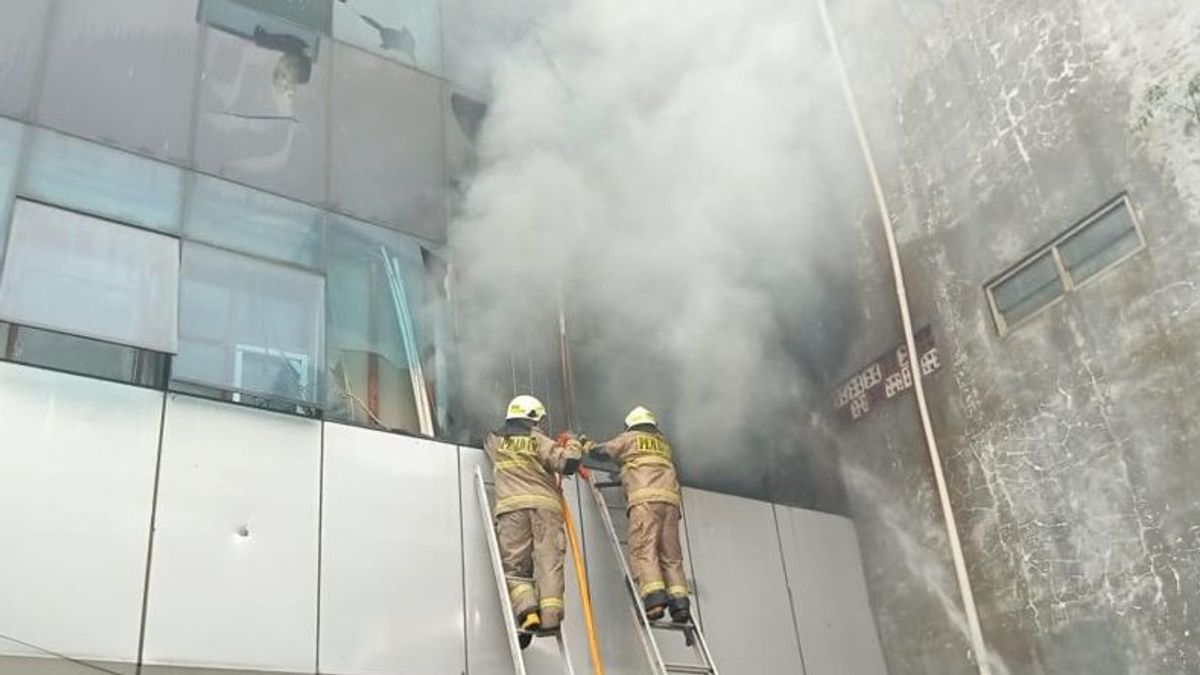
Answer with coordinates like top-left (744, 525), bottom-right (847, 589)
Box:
top-left (594, 429), bottom-right (681, 509)
top-left (485, 427), bottom-right (581, 516)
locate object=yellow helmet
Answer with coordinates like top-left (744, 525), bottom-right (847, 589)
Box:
top-left (624, 405), bottom-right (657, 428)
top-left (506, 394), bottom-right (547, 422)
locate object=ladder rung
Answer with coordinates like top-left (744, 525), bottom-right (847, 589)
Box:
top-left (649, 621), bottom-right (695, 631)
top-left (665, 664), bottom-right (712, 674)
top-left (594, 481), bottom-right (623, 489)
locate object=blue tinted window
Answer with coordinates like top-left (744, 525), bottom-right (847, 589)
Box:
top-left (185, 175), bottom-right (324, 269)
top-left (324, 215), bottom-right (432, 432)
top-left (0, 118), bottom-right (24, 270)
top-left (175, 243), bottom-right (325, 405)
top-left (22, 128), bottom-right (184, 234)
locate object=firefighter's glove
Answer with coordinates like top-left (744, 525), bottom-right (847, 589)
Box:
top-left (562, 457), bottom-right (580, 476)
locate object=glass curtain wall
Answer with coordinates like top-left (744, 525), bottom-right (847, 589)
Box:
top-left (0, 0), bottom-right (476, 440)
top-left (0, 120), bottom-right (457, 438)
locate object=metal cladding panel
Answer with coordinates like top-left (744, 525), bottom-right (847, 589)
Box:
top-left (775, 505), bottom-right (888, 675)
top-left (143, 395), bottom-right (320, 672)
top-left (0, 362), bottom-right (162, 665)
top-left (459, 447), bottom-right (591, 675)
top-left (681, 488), bottom-right (807, 675)
top-left (319, 424), bottom-right (464, 674)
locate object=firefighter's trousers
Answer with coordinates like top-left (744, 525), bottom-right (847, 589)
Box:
top-left (497, 507), bottom-right (567, 629)
top-left (628, 502), bottom-right (688, 603)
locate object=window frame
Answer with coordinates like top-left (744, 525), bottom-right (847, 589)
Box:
top-left (986, 194), bottom-right (1147, 337)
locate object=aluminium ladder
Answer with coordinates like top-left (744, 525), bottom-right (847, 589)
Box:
top-left (586, 472), bottom-right (720, 675)
top-left (474, 466), bottom-right (577, 675)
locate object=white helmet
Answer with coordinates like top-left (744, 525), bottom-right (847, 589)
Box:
top-left (506, 395), bottom-right (547, 423)
top-left (624, 406), bottom-right (657, 429)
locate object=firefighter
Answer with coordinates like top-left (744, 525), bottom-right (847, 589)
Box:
top-left (586, 406), bottom-right (691, 623)
top-left (484, 394), bottom-right (582, 642)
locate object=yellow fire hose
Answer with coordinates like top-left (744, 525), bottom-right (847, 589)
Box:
top-left (561, 485), bottom-right (605, 675)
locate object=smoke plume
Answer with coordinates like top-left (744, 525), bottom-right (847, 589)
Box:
top-left (449, 0), bottom-right (870, 507)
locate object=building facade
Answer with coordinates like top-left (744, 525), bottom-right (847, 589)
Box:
top-left (828, 2), bottom-right (1200, 674)
top-left (0, 2), bottom-right (887, 675)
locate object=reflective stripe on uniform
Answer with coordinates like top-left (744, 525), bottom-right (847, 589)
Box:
top-left (496, 494), bottom-right (562, 513)
top-left (620, 455), bottom-right (674, 474)
top-left (627, 487), bottom-right (680, 505)
top-left (640, 580), bottom-right (666, 595)
top-left (494, 458), bottom-right (540, 472)
top-left (539, 597), bottom-right (564, 610)
top-left (668, 585), bottom-right (689, 598)
top-left (509, 583), bottom-right (536, 599)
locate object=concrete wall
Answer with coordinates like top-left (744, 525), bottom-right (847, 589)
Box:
top-left (0, 360), bottom-right (885, 674)
top-left (824, 1), bottom-right (1200, 673)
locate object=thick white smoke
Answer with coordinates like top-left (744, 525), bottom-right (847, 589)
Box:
top-left (450, 0), bottom-right (870, 503)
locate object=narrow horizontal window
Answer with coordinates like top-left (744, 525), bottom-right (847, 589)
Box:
top-left (0, 321), bottom-right (170, 388)
top-left (990, 252), bottom-right (1064, 330)
top-left (1058, 200), bottom-right (1143, 285)
top-left (987, 195), bottom-right (1147, 336)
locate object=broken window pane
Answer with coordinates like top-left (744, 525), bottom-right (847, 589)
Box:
top-left (990, 252), bottom-right (1063, 330)
top-left (324, 215), bottom-right (431, 433)
top-left (333, 0), bottom-right (441, 73)
top-left (0, 200), bottom-right (181, 353)
top-left (1058, 202), bottom-right (1142, 285)
top-left (446, 91), bottom-right (487, 197)
top-left (195, 0), bottom-right (331, 203)
top-left (174, 243), bottom-right (324, 405)
top-left (210, 0), bottom-right (333, 34)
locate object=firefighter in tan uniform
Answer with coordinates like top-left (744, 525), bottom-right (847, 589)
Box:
top-left (587, 406), bottom-right (691, 623)
top-left (484, 395), bottom-right (582, 642)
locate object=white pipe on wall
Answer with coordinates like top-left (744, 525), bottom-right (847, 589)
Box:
top-left (813, 1), bottom-right (992, 673)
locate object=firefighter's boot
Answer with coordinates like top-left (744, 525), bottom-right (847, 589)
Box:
top-left (519, 608), bottom-right (541, 633)
top-left (669, 595), bottom-right (692, 624)
top-left (643, 589), bottom-right (669, 620)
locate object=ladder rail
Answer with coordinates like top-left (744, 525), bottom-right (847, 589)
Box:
top-left (589, 475), bottom-right (720, 675)
top-left (685, 622), bottom-right (719, 674)
top-left (556, 627), bottom-right (578, 675)
top-left (586, 476), bottom-right (671, 675)
top-left (475, 466), bottom-right (529, 675)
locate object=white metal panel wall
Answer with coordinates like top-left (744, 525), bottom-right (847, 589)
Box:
top-left (459, 447), bottom-right (591, 675)
top-left (775, 505), bottom-right (888, 675)
top-left (681, 487), bottom-right (807, 675)
top-left (319, 424), bottom-right (464, 674)
top-left (142, 395), bottom-right (320, 673)
top-left (0, 362), bottom-right (162, 666)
